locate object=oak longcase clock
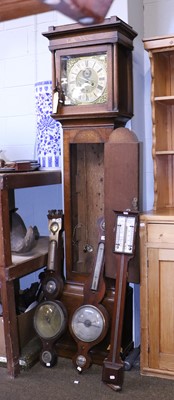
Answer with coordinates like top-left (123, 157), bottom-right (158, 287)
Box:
top-left (43, 16), bottom-right (138, 281)
top-left (43, 17), bottom-right (138, 363)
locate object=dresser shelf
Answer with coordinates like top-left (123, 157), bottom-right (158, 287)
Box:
top-left (0, 170), bottom-right (61, 377)
top-left (141, 36), bottom-right (174, 380)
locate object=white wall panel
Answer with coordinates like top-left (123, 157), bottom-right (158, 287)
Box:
top-left (106, 0), bottom-right (128, 21)
top-left (4, 56), bottom-right (35, 87)
top-left (2, 86), bottom-right (35, 116)
top-left (4, 115), bottom-right (36, 144)
top-left (0, 60), bottom-right (4, 88)
top-left (144, 0), bottom-right (174, 37)
top-left (4, 15), bottom-right (34, 29)
top-left (2, 144), bottom-right (36, 160)
top-left (0, 29), bottom-right (29, 60)
top-left (35, 52), bottom-right (52, 81)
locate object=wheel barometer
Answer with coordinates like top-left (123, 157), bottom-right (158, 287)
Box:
top-left (34, 210), bottom-right (67, 367)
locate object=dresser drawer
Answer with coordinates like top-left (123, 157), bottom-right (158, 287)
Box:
top-left (148, 224), bottom-right (174, 243)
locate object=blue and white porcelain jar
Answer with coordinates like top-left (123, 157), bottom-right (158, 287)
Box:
top-left (35, 80), bottom-right (62, 170)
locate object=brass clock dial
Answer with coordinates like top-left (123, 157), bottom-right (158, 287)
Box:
top-left (61, 53), bottom-right (107, 105)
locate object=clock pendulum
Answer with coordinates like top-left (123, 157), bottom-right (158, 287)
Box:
top-left (102, 210), bottom-right (138, 391)
top-left (69, 217), bottom-right (110, 372)
top-left (34, 210), bottom-right (68, 367)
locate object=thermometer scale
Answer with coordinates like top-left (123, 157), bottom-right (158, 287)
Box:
top-left (115, 215), bottom-right (136, 254)
top-left (91, 241), bottom-right (105, 291)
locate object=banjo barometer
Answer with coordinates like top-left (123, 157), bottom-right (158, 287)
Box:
top-left (34, 210), bottom-right (68, 367)
top-left (69, 218), bottom-right (109, 372)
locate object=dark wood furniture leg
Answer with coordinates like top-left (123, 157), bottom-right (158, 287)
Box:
top-left (0, 189), bottom-right (20, 377)
top-left (0, 278), bottom-right (20, 377)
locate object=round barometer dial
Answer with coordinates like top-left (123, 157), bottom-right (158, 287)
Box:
top-left (50, 221), bottom-right (59, 234)
top-left (42, 271), bottom-right (63, 300)
top-left (34, 300), bottom-right (67, 340)
top-left (71, 304), bottom-right (106, 343)
top-left (45, 278), bottom-right (57, 294)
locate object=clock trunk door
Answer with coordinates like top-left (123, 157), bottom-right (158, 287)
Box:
top-left (104, 129), bottom-right (140, 283)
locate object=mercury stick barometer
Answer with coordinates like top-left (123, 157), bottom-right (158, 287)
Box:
top-left (102, 210), bottom-right (138, 391)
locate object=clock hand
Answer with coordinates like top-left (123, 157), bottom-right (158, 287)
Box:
top-left (77, 318), bottom-right (93, 326)
top-left (76, 317), bottom-right (100, 328)
top-left (77, 318), bottom-right (86, 324)
top-left (78, 77), bottom-right (95, 86)
top-left (45, 316), bottom-right (51, 324)
top-left (78, 76), bottom-right (89, 84)
top-left (90, 320), bottom-right (100, 326)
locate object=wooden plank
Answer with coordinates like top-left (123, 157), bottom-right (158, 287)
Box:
top-left (0, 0), bottom-right (114, 23)
top-left (6, 237), bottom-right (49, 280)
top-left (0, 170), bottom-right (61, 190)
top-left (0, 0), bottom-right (51, 22)
top-left (0, 190), bottom-right (12, 268)
top-left (148, 248), bottom-right (160, 369)
top-left (148, 223), bottom-right (174, 243)
top-left (160, 353), bottom-right (174, 371)
top-left (0, 278), bottom-right (20, 377)
top-left (160, 260), bottom-right (174, 355)
top-left (139, 219), bottom-right (149, 370)
top-left (144, 36), bottom-right (174, 51)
